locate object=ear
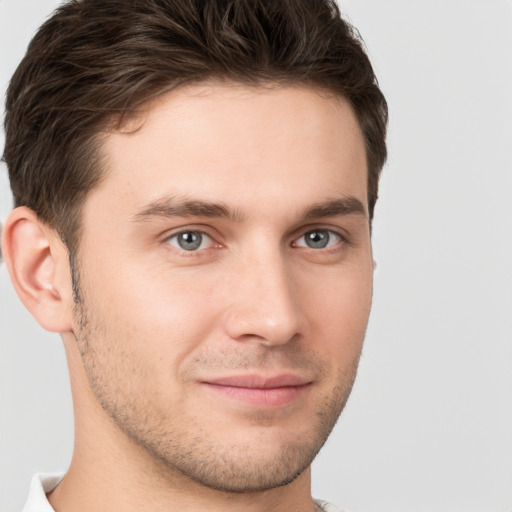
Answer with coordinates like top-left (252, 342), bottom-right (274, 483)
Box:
top-left (1, 206), bottom-right (74, 333)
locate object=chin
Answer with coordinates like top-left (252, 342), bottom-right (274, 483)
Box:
top-left (159, 439), bottom-right (318, 493)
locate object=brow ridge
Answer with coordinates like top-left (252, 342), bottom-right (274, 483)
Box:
top-left (301, 197), bottom-right (367, 220)
top-left (132, 196), bottom-right (246, 222)
top-left (132, 195), bottom-right (366, 224)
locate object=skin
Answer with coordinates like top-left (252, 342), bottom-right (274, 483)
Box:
top-left (3, 83), bottom-right (373, 512)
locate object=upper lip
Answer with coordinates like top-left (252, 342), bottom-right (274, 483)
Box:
top-left (202, 374), bottom-right (311, 389)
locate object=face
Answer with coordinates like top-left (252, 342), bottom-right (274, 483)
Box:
top-left (71, 83), bottom-right (373, 492)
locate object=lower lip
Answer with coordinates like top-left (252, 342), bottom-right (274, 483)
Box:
top-left (202, 383), bottom-right (311, 408)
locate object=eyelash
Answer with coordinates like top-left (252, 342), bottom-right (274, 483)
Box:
top-left (164, 227), bottom-right (345, 255)
top-left (165, 230), bottom-right (220, 255)
top-left (292, 229), bottom-right (343, 251)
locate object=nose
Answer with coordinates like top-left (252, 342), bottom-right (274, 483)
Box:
top-left (222, 248), bottom-right (304, 347)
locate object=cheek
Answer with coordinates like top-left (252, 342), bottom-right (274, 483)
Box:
top-left (300, 263), bottom-right (373, 353)
top-left (81, 252), bottom-right (221, 367)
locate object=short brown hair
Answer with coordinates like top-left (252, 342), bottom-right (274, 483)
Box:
top-left (3, 0), bottom-right (387, 252)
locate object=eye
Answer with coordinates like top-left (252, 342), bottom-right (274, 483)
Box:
top-left (166, 231), bottom-right (214, 251)
top-left (294, 229), bottom-right (342, 249)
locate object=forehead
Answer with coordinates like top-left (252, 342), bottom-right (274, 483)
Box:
top-left (90, 82), bottom-right (368, 221)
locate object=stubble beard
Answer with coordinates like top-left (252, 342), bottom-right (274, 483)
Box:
top-left (70, 261), bottom-right (362, 493)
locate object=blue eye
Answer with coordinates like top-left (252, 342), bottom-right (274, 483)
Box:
top-left (167, 231), bottom-right (213, 251)
top-left (295, 229), bottom-right (342, 249)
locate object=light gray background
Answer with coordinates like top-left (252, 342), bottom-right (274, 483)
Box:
top-left (1, 1), bottom-right (511, 511)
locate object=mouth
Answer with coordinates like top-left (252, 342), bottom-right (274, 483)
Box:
top-left (200, 374), bottom-right (313, 409)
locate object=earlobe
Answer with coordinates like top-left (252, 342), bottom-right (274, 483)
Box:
top-left (1, 207), bottom-right (74, 333)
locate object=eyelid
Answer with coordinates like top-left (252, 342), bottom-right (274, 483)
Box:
top-left (166, 231), bottom-right (213, 250)
top-left (162, 225), bottom-right (223, 254)
top-left (292, 227), bottom-right (345, 250)
top-left (160, 223), bottom-right (220, 241)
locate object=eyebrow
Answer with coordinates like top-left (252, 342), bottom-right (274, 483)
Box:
top-left (132, 195), bottom-right (366, 223)
top-left (132, 196), bottom-right (246, 223)
top-left (300, 197), bottom-right (367, 220)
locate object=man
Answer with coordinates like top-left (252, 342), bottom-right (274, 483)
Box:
top-left (1, 0), bottom-right (387, 510)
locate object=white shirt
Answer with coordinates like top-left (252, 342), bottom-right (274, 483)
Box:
top-left (22, 474), bottom-right (63, 512)
top-left (22, 473), bottom-right (349, 512)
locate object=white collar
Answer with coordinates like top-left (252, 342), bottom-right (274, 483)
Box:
top-left (22, 473), bottom-right (63, 512)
